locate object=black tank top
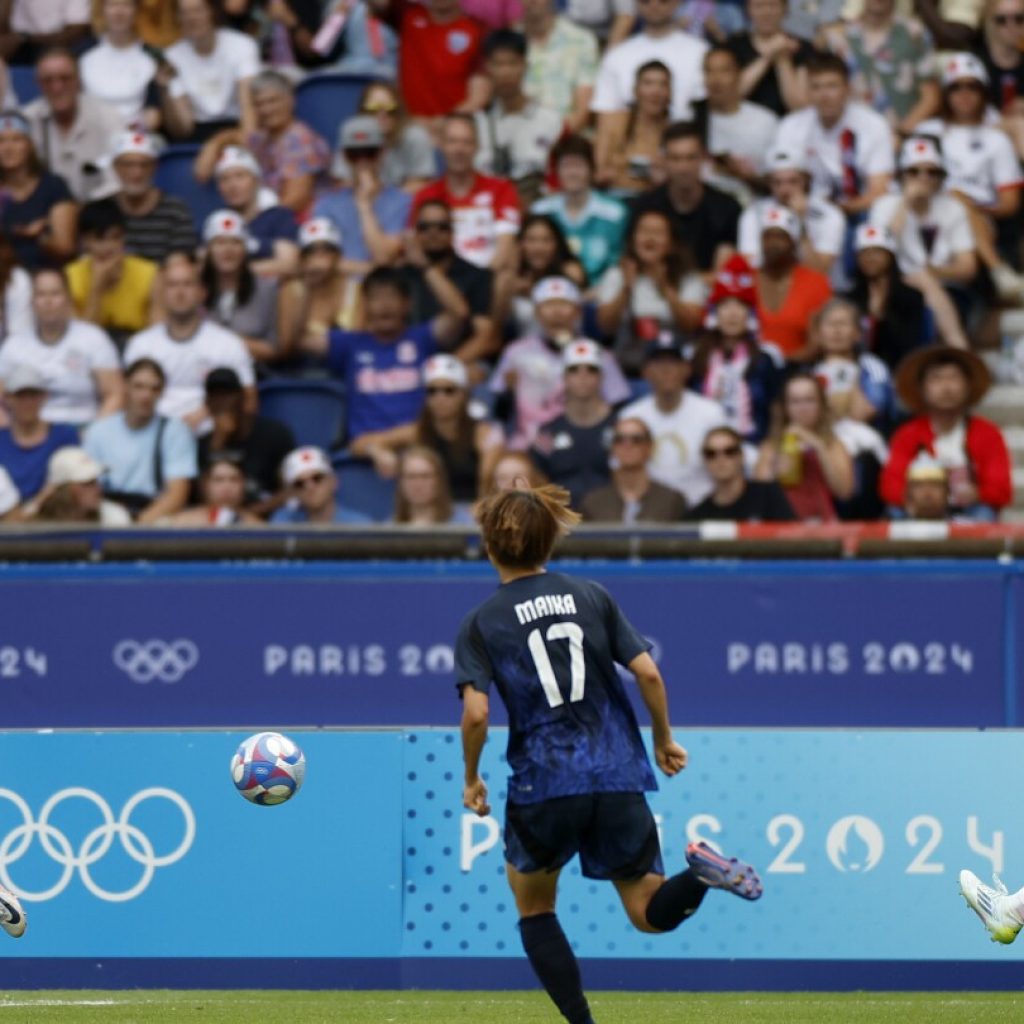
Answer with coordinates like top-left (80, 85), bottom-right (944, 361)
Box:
top-left (434, 435), bottom-right (479, 503)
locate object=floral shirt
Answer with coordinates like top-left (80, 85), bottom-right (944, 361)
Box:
top-left (245, 121), bottom-right (331, 195)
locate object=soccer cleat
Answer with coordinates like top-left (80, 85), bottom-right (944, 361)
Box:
top-left (685, 841), bottom-right (763, 900)
top-left (0, 884), bottom-right (25, 938)
top-left (959, 869), bottom-right (1023, 945)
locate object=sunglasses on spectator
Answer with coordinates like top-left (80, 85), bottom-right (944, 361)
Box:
top-left (345, 147), bottom-right (381, 160)
top-left (995, 13), bottom-right (1024, 24)
top-left (363, 101), bottom-right (398, 112)
top-left (904, 166), bottom-right (943, 178)
top-left (612, 432), bottom-right (650, 445)
top-left (416, 220), bottom-right (452, 232)
top-left (702, 444), bottom-right (742, 460)
top-left (426, 385), bottom-right (459, 396)
top-left (294, 473), bottom-right (327, 489)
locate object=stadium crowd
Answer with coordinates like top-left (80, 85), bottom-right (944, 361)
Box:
top-left (0, 0), bottom-right (1019, 526)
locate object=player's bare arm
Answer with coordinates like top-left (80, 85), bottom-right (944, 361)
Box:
top-left (629, 651), bottom-right (688, 777)
top-left (461, 685), bottom-right (491, 816)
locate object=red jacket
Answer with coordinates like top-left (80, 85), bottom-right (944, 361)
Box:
top-left (880, 415), bottom-right (1013, 508)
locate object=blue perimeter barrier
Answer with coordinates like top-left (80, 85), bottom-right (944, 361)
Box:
top-left (1, 728), bottom-right (1023, 991)
top-left (0, 560), bottom-right (1019, 728)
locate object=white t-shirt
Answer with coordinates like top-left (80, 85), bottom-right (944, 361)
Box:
top-left (738, 196), bottom-right (846, 268)
top-left (166, 29), bottom-right (261, 124)
top-left (3, 268), bottom-right (32, 341)
top-left (597, 266), bottom-right (707, 320)
top-left (916, 119), bottom-right (1023, 207)
top-left (0, 465), bottom-right (18, 517)
top-left (591, 30), bottom-right (708, 120)
top-left (774, 102), bottom-right (895, 200)
top-left (11, 0), bottom-right (89, 34)
top-left (474, 101), bottom-right (565, 180)
top-left (123, 319), bottom-right (255, 422)
top-left (0, 319), bottom-right (119, 426)
top-left (868, 192), bottom-right (976, 275)
top-left (708, 104), bottom-right (780, 171)
top-left (835, 417), bottom-right (889, 464)
top-left (617, 391), bottom-right (728, 506)
top-left (80, 39), bottom-right (157, 126)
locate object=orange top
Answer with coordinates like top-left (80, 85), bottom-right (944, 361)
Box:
top-left (757, 265), bottom-right (832, 359)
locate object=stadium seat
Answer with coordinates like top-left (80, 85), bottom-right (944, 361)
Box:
top-left (8, 64), bottom-right (40, 105)
top-left (258, 378), bottom-right (347, 451)
top-left (332, 452), bottom-right (396, 522)
top-left (153, 145), bottom-right (222, 230)
top-left (294, 74), bottom-right (381, 150)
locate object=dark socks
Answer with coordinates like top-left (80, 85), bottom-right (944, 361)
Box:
top-left (644, 868), bottom-right (708, 931)
top-left (518, 912), bottom-right (595, 1024)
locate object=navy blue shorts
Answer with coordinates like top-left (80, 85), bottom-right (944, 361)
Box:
top-left (504, 792), bottom-right (664, 881)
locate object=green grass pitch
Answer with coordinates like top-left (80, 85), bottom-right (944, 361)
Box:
top-left (0, 991), bottom-right (1022, 1023)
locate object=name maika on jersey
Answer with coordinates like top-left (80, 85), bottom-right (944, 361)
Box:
top-left (514, 593), bottom-right (578, 625)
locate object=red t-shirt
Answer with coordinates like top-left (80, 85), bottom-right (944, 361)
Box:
top-left (391, 0), bottom-right (484, 117)
top-left (411, 173), bottom-right (521, 268)
top-left (757, 265), bottom-right (832, 359)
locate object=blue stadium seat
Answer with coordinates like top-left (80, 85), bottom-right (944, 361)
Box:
top-left (9, 64), bottom-right (40, 106)
top-left (294, 74), bottom-right (380, 150)
top-left (258, 378), bottom-right (347, 451)
top-left (153, 145), bottom-right (222, 230)
top-left (332, 452), bottom-right (396, 522)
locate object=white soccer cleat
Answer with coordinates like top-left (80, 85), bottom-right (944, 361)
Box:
top-left (959, 869), bottom-right (1022, 945)
top-left (0, 884), bottom-right (26, 938)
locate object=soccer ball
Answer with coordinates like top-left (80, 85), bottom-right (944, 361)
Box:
top-left (230, 731), bottom-right (306, 805)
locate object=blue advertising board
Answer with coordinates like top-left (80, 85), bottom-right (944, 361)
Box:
top-left (0, 563), bottom-right (1010, 728)
top-left (1, 728), bottom-right (1022, 990)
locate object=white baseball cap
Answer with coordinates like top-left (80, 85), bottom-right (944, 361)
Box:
top-left (854, 223), bottom-right (897, 254)
top-left (5, 364), bottom-right (47, 394)
top-left (764, 144), bottom-right (807, 175)
top-left (112, 130), bottom-right (159, 161)
top-left (759, 203), bottom-right (801, 242)
top-left (47, 447), bottom-right (104, 486)
top-left (215, 146), bottom-right (262, 179)
top-left (942, 52), bottom-right (989, 88)
top-left (299, 217), bottom-right (343, 252)
top-left (900, 136), bottom-right (945, 172)
top-left (282, 446), bottom-right (333, 487)
top-left (531, 276), bottom-right (581, 306)
top-left (562, 339), bottom-right (603, 370)
top-left (423, 354), bottom-right (468, 388)
top-left (203, 209), bottom-right (250, 244)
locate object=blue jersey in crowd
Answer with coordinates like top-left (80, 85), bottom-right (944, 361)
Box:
top-left (327, 323), bottom-right (437, 440)
top-left (455, 571), bottom-right (656, 805)
top-left (0, 423), bottom-right (78, 500)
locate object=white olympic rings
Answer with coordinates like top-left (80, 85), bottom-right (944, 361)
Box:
top-left (113, 640), bottom-right (199, 683)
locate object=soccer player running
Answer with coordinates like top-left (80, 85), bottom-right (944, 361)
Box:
top-left (456, 482), bottom-right (761, 1024)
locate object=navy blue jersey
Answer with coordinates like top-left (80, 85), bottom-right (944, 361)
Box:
top-left (455, 572), bottom-right (656, 805)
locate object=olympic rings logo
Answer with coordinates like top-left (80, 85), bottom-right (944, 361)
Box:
top-left (113, 640), bottom-right (199, 683)
top-left (0, 788), bottom-right (195, 902)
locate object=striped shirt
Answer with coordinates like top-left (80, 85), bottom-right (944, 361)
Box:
top-left (123, 193), bottom-right (200, 265)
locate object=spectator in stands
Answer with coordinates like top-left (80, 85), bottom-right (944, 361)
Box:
top-left (596, 210), bottom-right (708, 376)
top-left (0, 111), bottom-right (77, 269)
top-left (332, 82), bottom-right (436, 194)
top-left (271, 445), bottom-right (371, 525)
top-left (171, 451), bottom-right (261, 525)
top-left (0, 2), bottom-right (91, 66)
top-left (109, 131), bottom-right (199, 265)
top-left (65, 198), bottom-right (160, 343)
top-left (0, 269), bottom-right (122, 426)
top-left (980, 0), bottom-right (1024, 135)
top-left (313, 115), bottom-right (412, 271)
top-left (738, 144), bottom-right (846, 280)
top-left (194, 70), bottom-right (330, 214)
top-left (580, 415), bottom-right (687, 522)
top-left (522, 0), bottom-right (599, 134)
top-left (533, 135), bottom-right (627, 285)
top-left (591, 0), bottom-right (708, 155)
top-left (867, 136), bottom-right (974, 350)
top-left (80, 0), bottom-right (160, 129)
top-left (688, 425), bottom-right (797, 521)
top-left (301, 266), bottom-right (468, 447)
top-left (123, 251), bottom-right (256, 432)
top-left (785, 0), bottom-right (844, 40)
top-left (598, 60), bottom-right (672, 198)
top-left (22, 48), bottom-right (122, 201)
top-left (845, 223), bottom-right (931, 370)
top-left (917, 54), bottom-right (1024, 302)
top-left (400, 201), bottom-right (496, 364)
top-left (371, 0), bottom-right (488, 125)
top-left (83, 357), bottom-right (196, 522)
top-left (630, 122), bottom-right (741, 274)
top-left (0, 234), bottom-right (33, 343)
top-left (201, 211), bottom-right (279, 367)
top-left (725, 0), bottom-right (814, 117)
top-left (29, 445), bottom-right (132, 524)
top-left (617, 332), bottom-right (727, 507)
top-left (393, 445), bottom-right (467, 525)
top-left (754, 372), bottom-right (855, 521)
top-left (161, 0), bottom-right (260, 142)
top-left (412, 114), bottom-right (521, 272)
top-left (214, 146), bottom-right (299, 279)
top-left (491, 276), bottom-right (630, 449)
top-left (773, 53), bottom-right (894, 219)
top-left (564, 0), bottom-right (634, 47)
top-left (530, 340), bottom-right (615, 508)
top-left (0, 365), bottom-right (79, 504)
top-left (0, 464), bottom-right (18, 520)
top-left (901, 451), bottom-right (951, 520)
top-left (485, 449), bottom-right (547, 490)
top-left (494, 214), bottom-right (586, 341)
top-left (816, 0), bottom-right (939, 133)
top-left (882, 347), bottom-right (1012, 520)
top-left (756, 204), bottom-right (832, 363)
top-left (689, 255), bottom-right (783, 444)
top-left (475, 29), bottom-right (563, 208)
top-left (199, 368), bottom-right (295, 516)
top-left (703, 46), bottom-right (780, 205)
